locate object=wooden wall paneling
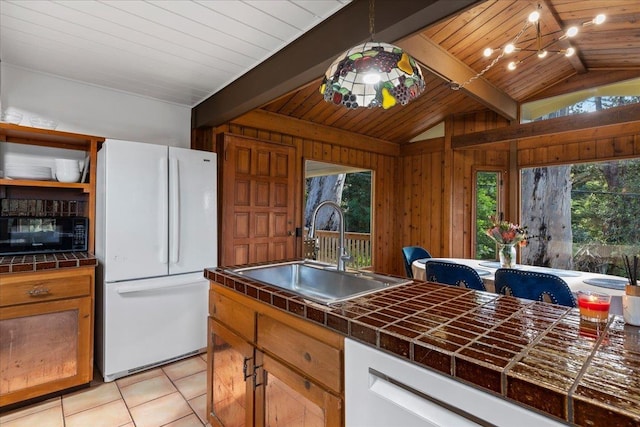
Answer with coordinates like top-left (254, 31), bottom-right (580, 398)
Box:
top-left (450, 150), bottom-right (466, 258)
top-left (546, 143), bottom-right (566, 164)
top-left (331, 145), bottom-right (341, 164)
top-left (441, 118), bottom-right (455, 258)
top-left (409, 155), bottom-right (423, 248)
top-left (377, 154), bottom-right (399, 274)
top-left (462, 151), bottom-right (473, 258)
top-left (595, 137), bottom-right (616, 160)
top-left (224, 122), bottom-right (401, 275)
top-left (613, 134), bottom-right (636, 156)
top-left (399, 155), bottom-right (412, 251)
top-left (429, 152), bottom-right (444, 256)
top-left (517, 130), bottom-right (640, 168)
top-left (578, 140), bottom-right (596, 160)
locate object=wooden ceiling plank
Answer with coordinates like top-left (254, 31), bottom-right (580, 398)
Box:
top-left (396, 34), bottom-right (518, 121)
top-left (542, 0), bottom-right (587, 73)
top-left (192, 0), bottom-right (482, 129)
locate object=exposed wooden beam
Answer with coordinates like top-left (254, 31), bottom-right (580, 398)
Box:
top-left (452, 103), bottom-right (640, 148)
top-left (396, 34), bottom-right (518, 121)
top-left (542, 0), bottom-right (587, 74)
top-left (192, 0), bottom-right (482, 129)
top-left (231, 110), bottom-right (399, 157)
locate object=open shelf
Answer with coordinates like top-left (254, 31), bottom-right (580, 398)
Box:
top-left (0, 178), bottom-right (91, 193)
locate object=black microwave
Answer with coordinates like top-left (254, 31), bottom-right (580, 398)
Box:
top-left (0, 216), bottom-right (88, 256)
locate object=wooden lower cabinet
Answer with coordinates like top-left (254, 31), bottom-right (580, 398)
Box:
top-left (207, 284), bottom-right (344, 427)
top-left (0, 267), bottom-right (94, 407)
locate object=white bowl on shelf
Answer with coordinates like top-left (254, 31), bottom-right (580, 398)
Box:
top-left (54, 159), bottom-right (81, 182)
top-left (55, 158), bottom-right (80, 171)
top-left (55, 170), bottom-right (81, 183)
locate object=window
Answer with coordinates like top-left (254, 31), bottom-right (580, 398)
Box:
top-left (304, 161), bottom-right (372, 269)
top-left (520, 159), bottom-right (640, 275)
top-left (521, 77), bottom-right (640, 122)
top-left (474, 169), bottom-right (503, 260)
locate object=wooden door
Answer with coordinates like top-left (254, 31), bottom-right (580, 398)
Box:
top-left (221, 135), bottom-right (296, 266)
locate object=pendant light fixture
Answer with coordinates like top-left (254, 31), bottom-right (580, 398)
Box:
top-left (319, 0), bottom-right (425, 109)
top-left (451, 4), bottom-right (606, 90)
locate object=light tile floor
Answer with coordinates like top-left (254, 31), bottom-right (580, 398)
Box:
top-left (0, 354), bottom-right (212, 427)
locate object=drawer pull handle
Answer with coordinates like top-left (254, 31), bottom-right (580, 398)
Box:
top-left (28, 287), bottom-right (51, 297)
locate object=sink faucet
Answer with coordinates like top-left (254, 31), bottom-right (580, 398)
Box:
top-left (308, 200), bottom-right (351, 271)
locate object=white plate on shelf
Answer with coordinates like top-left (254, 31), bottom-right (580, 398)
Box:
top-left (5, 165), bottom-right (53, 180)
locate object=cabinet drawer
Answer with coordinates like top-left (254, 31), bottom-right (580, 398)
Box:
top-left (210, 290), bottom-right (256, 342)
top-left (0, 271), bottom-right (92, 307)
top-left (257, 314), bottom-right (342, 393)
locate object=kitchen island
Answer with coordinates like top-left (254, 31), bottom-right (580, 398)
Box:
top-left (205, 261), bottom-right (640, 426)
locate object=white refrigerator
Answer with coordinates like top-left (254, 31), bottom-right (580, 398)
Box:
top-left (95, 139), bottom-right (217, 382)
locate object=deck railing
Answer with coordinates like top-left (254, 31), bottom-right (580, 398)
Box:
top-left (305, 230), bottom-right (372, 269)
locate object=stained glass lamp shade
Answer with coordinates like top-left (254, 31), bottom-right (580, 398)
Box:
top-left (320, 41), bottom-right (425, 109)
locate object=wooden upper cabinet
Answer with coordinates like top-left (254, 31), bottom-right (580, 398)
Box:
top-left (220, 134), bottom-right (297, 266)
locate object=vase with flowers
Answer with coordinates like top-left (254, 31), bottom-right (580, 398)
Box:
top-left (486, 216), bottom-right (527, 268)
top-left (622, 255), bottom-right (640, 326)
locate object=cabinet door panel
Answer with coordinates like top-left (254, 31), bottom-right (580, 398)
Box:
top-left (260, 353), bottom-right (341, 427)
top-left (209, 319), bottom-right (254, 427)
top-left (0, 297), bottom-right (92, 406)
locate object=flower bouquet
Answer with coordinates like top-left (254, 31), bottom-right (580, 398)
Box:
top-left (486, 216), bottom-right (527, 268)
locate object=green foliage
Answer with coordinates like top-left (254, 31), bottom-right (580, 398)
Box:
top-left (571, 159), bottom-right (640, 247)
top-left (341, 171), bottom-right (371, 233)
top-left (348, 251), bottom-right (372, 269)
top-left (571, 159), bottom-right (640, 275)
top-left (475, 172), bottom-right (499, 259)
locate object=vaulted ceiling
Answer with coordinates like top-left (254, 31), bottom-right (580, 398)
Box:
top-left (250, 0), bottom-right (640, 144)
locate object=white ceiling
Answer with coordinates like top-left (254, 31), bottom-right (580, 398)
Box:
top-left (0, 0), bottom-right (351, 106)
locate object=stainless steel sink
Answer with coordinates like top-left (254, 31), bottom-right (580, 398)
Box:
top-left (226, 261), bottom-right (411, 305)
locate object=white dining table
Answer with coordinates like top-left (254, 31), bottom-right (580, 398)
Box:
top-left (412, 257), bottom-right (627, 315)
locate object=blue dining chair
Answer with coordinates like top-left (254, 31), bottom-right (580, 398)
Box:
top-left (494, 268), bottom-right (577, 307)
top-left (402, 246), bottom-right (432, 278)
top-left (425, 260), bottom-right (486, 291)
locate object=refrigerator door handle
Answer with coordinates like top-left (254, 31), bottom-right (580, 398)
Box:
top-left (159, 158), bottom-right (169, 264)
top-left (116, 279), bottom-right (202, 294)
top-left (169, 157), bottom-right (180, 264)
